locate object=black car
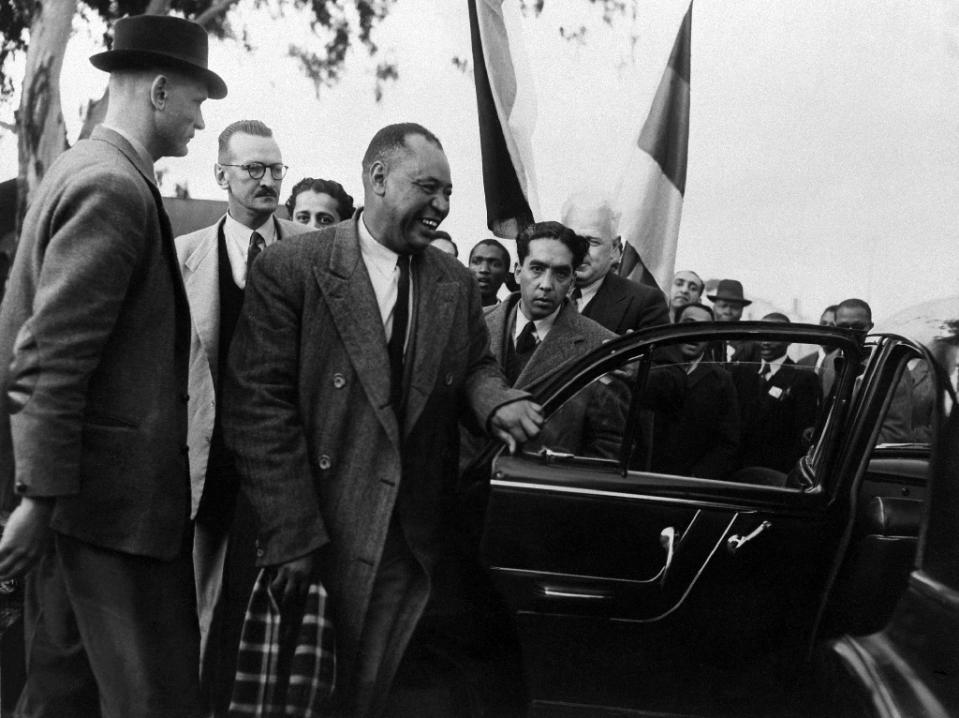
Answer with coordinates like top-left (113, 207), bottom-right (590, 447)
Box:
top-left (458, 320), bottom-right (954, 717)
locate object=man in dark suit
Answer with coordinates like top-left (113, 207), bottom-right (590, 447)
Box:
top-left (736, 313), bottom-right (819, 474)
top-left (175, 119), bottom-right (309, 713)
top-left (223, 123), bottom-right (542, 718)
top-left (798, 304), bottom-right (839, 397)
top-left (560, 191), bottom-right (669, 334)
top-left (0, 15), bottom-right (225, 717)
top-left (484, 221), bottom-right (627, 460)
top-left (653, 303), bottom-right (740, 480)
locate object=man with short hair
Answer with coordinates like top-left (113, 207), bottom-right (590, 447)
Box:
top-left (224, 122), bottom-right (542, 717)
top-left (483, 221), bottom-right (626, 459)
top-left (735, 313), bottom-right (819, 474)
top-left (708, 278), bottom-right (760, 363)
top-left (468, 238), bottom-right (510, 306)
top-left (175, 119), bottom-right (309, 712)
top-left (285, 176), bottom-right (355, 228)
top-left (669, 269), bottom-right (704, 322)
top-left (560, 192), bottom-right (669, 334)
top-left (835, 297), bottom-right (913, 444)
top-left (799, 304), bottom-right (840, 396)
top-left (429, 230), bottom-right (458, 257)
top-left (0, 15), bottom-right (225, 717)
top-left (652, 303), bottom-right (740, 480)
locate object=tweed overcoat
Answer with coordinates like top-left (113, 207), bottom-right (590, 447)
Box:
top-left (222, 217), bottom-right (526, 694)
top-left (0, 126), bottom-right (192, 559)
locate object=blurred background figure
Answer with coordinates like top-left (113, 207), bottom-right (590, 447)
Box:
top-left (669, 269), bottom-right (704, 322)
top-left (429, 230), bottom-right (458, 257)
top-left (285, 176), bottom-right (355, 228)
top-left (708, 278), bottom-right (759, 363)
top-left (468, 238), bottom-right (510, 306)
top-left (799, 304), bottom-right (840, 396)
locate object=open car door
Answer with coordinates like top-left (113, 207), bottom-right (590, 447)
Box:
top-left (479, 322), bottom-right (871, 717)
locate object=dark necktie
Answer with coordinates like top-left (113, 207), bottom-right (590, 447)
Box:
top-left (388, 255), bottom-right (411, 418)
top-left (506, 322), bottom-right (538, 384)
top-left (247, 231), bottom-right (265, 268)
top-left (760, 363), bottom-right (771, 382)
top-left (570, 287), bottom-right (583, 310)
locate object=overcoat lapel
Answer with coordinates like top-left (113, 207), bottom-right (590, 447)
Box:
top-left (582, 273), bottom-right (625, 324)
top-left (515, 303), bottom-right (588, 388)
top-left (405, 252), bottom-right (458, 438)
top-left (316, 221), bottom-right (400, 448)
top-left (181, 219), bottom-right (224, 375)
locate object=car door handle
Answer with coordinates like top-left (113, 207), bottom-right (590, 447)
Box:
top-left (659, 526), bottom-right (678, 586)
top-left (726, 520), bottom-right (772, 554)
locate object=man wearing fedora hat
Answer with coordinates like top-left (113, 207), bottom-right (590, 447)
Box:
top-left (0, 14), bottom-right (225, 717)
top-left (708, 278), bottom-right (760, 363)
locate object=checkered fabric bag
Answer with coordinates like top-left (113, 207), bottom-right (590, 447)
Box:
top-left (228, 568), bottom-right (336, 717)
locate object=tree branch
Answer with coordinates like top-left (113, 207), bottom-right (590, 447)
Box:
top-left (194, 0), bottom-right (242, 29)
top-left (0, 120), bottom-right (16, 133)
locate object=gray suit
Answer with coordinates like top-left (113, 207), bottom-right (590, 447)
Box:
top-left (0, 125), bottom-right (199, 716)
top-left (485, 295), bottom-right (627, 460)
top-left (223, 220), bottom-right (524, 716)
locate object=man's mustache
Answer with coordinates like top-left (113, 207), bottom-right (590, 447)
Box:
top-left (255, 188), bottom-right (278, 198)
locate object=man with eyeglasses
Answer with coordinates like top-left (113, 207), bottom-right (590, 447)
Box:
top-left (174, 119), bottom-right (309, 713)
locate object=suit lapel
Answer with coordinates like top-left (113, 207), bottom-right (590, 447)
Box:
top-left (485, 295), bottom-right (518, 368)
top-left (583, 273), bottom-right (627, 329)
top-left (316, 221), bottom-right (399, 448)
top-left (515, 304), bottom-right (588, 388)
top-left (181, 218), bottom-right (224, 373)
top-left (404, 252), bottom-right (458, 438)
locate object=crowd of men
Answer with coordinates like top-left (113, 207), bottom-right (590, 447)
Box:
top-left (0, 13), bottom-right (944, 718)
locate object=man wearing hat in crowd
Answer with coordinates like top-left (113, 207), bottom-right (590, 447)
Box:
top-left (0, 14), bottom-right (225, 717)
top-left (708, 278), bottom-right (760, 363)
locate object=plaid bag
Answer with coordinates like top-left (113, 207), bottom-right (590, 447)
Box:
top-left (229, 568), bottom-right (336, 717)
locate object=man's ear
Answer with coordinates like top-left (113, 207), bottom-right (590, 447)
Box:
top-left (514, 261), bottom-right (522, 281)
top-left (369, 160), bottom-right (388, 197)
top-left (214, 163), bottom-right (229, 190)
top-left (150, 75), bottom-right (169, 110)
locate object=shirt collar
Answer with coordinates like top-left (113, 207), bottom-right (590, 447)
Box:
top-left (358, 210), bottom-right (401, 278)
top-left (100, 123), bottom-right (154, 176)
top-left (760, 353), bottom-right (788, 378)
top-left (224, 212), bottom-right (277, 245)
top-left (515, 301), bottom-right (562, 342)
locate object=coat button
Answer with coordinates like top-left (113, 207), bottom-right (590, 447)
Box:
top-left (256, 546), bottom-right (264, 558)
top-left (332, 373), bottom-right (347, 389)
top-left (445, 372), bottom-right (454, 386)
top-left (318, 455), bottom-right (332, 470)
top-left (180, 392), bottom-right (190, 402)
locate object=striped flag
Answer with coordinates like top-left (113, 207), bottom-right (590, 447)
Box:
top-left (617, 2), bottom-right (692, 292)
top-left (468, 0), bottom-right (540, 238)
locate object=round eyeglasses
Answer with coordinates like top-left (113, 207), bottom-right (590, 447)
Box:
top-left (219, 162), bottom-right (288, 180)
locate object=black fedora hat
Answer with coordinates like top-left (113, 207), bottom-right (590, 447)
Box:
top-left (707, 278), bottom-right (752, 306)
top-left (90, 15), bottom-right (227, 99)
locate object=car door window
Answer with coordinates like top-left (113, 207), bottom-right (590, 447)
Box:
top-left (527, 332), bottom-right (853, 490)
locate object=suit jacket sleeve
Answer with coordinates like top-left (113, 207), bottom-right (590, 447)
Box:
top-left (7, 167), bottom-right (150, 497)
top-left (636, 287), bottom-right (670, 331)
top-left (461, 280), bottom-right (528, 432)
top-left (223, 248), bottom-right (328, 564)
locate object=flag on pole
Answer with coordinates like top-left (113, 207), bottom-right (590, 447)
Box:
top-left (468, 0), bottom-right (540, 238)
top-left (617, 2), bottom-right (692, 292)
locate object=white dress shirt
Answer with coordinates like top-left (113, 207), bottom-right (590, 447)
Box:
top-left (574, 277), bottom-right (603, 313)
top-left (358, 212), bottom-right (412, 347)
top-left (223, 213), bottom-right (277, 289)
top-left (758, 354), bottom-right (787, 380)
top-left (514, 302), bottom-right (562, 344)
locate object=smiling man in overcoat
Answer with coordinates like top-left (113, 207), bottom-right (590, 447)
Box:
top-left (223, 122), bottom-right (543, 717)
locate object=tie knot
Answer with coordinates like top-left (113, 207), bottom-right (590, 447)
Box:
top-left (760, 363), bottom-right (771, 378)
top-left (515, 322), bottom-right (538, 354)
top-left (247, 231), bottom-right (266, 266)
top-left (571, 287), bottom-right (582, 301)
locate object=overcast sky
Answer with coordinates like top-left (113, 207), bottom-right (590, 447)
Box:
top-left (1, 0), bottom-right (958, 323)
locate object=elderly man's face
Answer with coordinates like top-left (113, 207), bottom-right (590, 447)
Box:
top-left (670, 270), bottom-right (703, 310)
top-left (574, 234), bottom-right (619, 287)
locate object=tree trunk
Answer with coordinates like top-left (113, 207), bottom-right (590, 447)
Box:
top-left (15, 0), bottom-right (78, 241)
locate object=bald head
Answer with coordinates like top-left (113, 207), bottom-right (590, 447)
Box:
top-left (560, 191), bottom-right (621, 288)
